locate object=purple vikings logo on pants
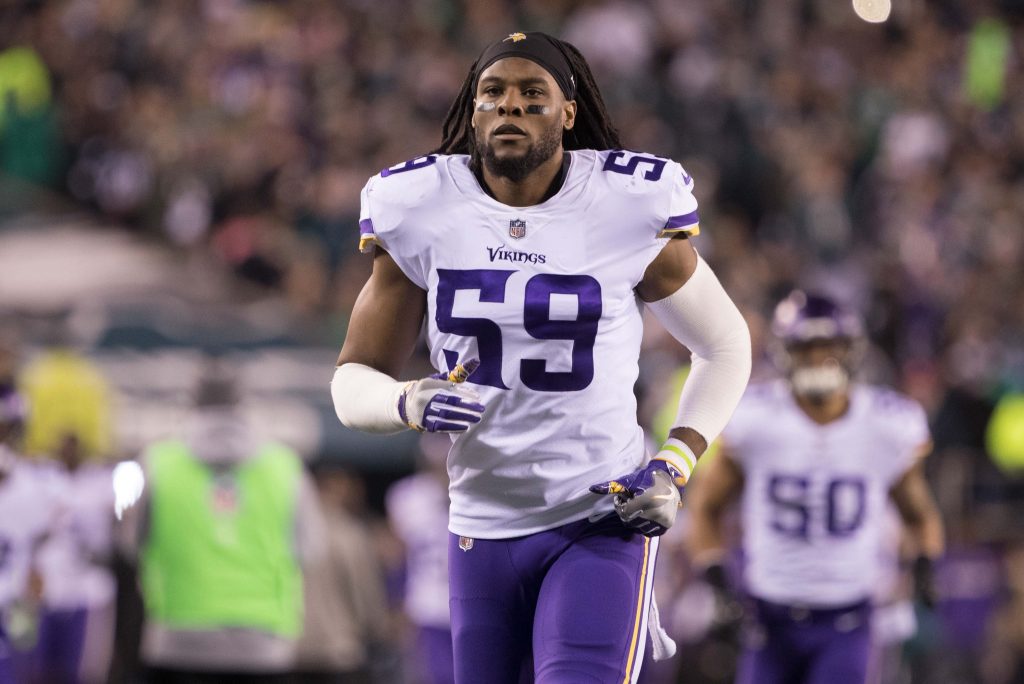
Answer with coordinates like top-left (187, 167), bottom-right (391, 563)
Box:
top-left (509, 218), bottom-right (527, 239)
top-left (448, 514), bottom-right (658, 683)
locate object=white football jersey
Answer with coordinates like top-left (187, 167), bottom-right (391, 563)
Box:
top-left (0, 450), bottom-right (58, 607)
top-left (35, 463), bottom-right (116, 610)
top-left (386, 472), bottom-right (451, 628)
top-left (360, 150), bottom-right (699, 538)
top-left (722, 381), bottom-right (930, 607)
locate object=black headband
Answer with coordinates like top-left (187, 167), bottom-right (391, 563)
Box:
top-left (474, 32), bottom-right (576, 100)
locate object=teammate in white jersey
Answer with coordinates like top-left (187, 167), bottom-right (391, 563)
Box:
top-left (385, 434), bottom-right (454, 684)
top-left (331, 32), bottom-right (751, 682)
top-left (32, 435), bottom-right (116, 684)
top-left (0, 389), bottom-right (54, 684)
top-left (686, 291), bottom-right (945, 684)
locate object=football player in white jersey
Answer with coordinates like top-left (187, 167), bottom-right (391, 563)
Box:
top-left (331, 31), bottom-right (751, 683)
top-left (686, 291), bottom-right (945, 684)
top-left (385, 434), bottom-right (454, 684)
top-left (32, 433), bottom-right (116, 684)
top-left (0, 388), bottom-right (53, 684)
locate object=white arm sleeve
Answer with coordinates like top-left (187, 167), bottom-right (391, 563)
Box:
top-left (330, 363), bottom-right (407, 434)
top-left (647, 255), bottom-right (752, 445)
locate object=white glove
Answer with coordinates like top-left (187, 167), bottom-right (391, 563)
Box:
top-left (398, 360), bottom-right (486, 433)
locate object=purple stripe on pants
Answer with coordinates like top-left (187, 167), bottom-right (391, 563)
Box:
top-left (448, 514), bottom-right (657, 684)
top-left (736, 598), bottom-right (873, 684)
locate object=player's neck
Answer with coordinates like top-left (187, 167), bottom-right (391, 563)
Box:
top-left (794, 391), bottom-right (850, 425)
top-left (479, 150), bottom-right (567, 207)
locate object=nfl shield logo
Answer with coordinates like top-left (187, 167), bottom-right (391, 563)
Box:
top-left (509, 218), bottom-right (527, 239)
top-left (459, 536), bottom-right (474, 552)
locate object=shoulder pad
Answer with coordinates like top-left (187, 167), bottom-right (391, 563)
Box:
top-left (596, 149), bottom-right (674, 195)
top-left (868, 386), bottom-right (921, 415)
top-left (369, 154), bottom-right (443, 208)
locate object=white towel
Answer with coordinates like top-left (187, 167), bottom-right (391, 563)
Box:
top-left (648, 592), bottom-right (677, 661)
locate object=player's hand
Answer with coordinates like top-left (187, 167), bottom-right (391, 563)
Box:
top-left (701, 561), bottom-right (744, 630)
top-left (590, 440), bottom-right (695, 536)
top-left (912, 555), bottom-right (938, 610)
top-left (398, 359), bottom-right (486, 433)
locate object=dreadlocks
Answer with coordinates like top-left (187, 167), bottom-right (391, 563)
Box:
top-left (432, 36), bottom-right (622, 159)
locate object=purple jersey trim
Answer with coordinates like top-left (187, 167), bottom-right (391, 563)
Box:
top-left (359, 218), bottom-right (375, 235)
top-left (664, 210), bottom-right (699, 230)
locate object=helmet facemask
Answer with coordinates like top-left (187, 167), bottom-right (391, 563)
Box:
top-left (770, 291), bottom-right (865, 404)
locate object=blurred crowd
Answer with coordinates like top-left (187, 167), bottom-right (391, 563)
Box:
top-left (2, 0), bottom-right (1024, 682)
top-left (2, 0), bottom-right (1023, 387)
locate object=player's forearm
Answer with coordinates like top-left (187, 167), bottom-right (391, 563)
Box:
top-left (904, 507), bottom-right (945, 559)
top-left (686, 508), bottom-right (728, 567)
top-left (648, 256), bottom-right (752, 447)
top-left (892, 465), bottom-right (945, 559)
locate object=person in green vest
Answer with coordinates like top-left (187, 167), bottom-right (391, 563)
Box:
top-left (118, 364), bottom-right (325, 684)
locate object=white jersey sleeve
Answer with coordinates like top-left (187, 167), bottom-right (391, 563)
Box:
top-left (868, 387), bottom-right (931, 485)
top-left (661, 161), bottom-right (700, 237)
top-left (358, 155), bottom-right (444, 289)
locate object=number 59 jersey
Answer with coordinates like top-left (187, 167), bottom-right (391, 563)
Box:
top-left (721, 381), bottom-right (931, 607)
top-left (359, 149), bottom-right (699, 539)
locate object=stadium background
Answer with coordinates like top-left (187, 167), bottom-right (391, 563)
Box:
top-left (1, 0), bottom-right (1023, 682)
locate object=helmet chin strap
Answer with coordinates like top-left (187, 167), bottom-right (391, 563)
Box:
top-left (790, 360), bottom-right (849, 401)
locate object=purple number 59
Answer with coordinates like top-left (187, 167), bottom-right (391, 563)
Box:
top-left (602, 151), bottom-right (666, 181)
top-left (435, 269), bottom-right (603, 392)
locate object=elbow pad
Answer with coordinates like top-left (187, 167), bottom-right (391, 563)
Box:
top-left (647, 256), bottom-right (752, 445)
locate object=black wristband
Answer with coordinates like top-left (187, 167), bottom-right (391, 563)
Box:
top-left (703, 562), bottom-right (730, 592)
top-left (912, 555), bottom-right (937, 607)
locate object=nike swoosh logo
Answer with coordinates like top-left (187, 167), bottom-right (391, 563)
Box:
top-left (647, 493), bottom-right (677, 504)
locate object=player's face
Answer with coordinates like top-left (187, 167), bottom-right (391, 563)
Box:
top-left (786, 338), bottom-right (852, 401)
top-left (472, 57), bottom-right (576, 181)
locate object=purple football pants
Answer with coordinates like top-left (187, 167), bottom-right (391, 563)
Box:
top-left (32, 607), bottom-right (89, 683)
top-left (736, 598), bottom-right (873, 684)
top-left (448, 514), bottom-right (658, 684)
top-left (416, 625), bottom-right (455, 684)
top-left (0, 619), bottom-right (15, 684)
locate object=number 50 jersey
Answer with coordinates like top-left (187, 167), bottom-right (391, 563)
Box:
top-left (721, 381), bottom-right (931, 607)
top-left (359, 149), bottom-right (699, 539)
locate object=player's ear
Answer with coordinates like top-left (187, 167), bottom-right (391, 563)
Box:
top-left (563, 100), bottom-right (577, 131)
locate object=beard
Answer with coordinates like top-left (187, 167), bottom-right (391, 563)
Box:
top-left (475, 120), bottom-right (563, 182)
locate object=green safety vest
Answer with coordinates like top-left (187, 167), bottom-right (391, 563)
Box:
top-left (141, 440), bottom-right (303, 637)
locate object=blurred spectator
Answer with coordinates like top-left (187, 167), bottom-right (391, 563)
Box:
top-left (118, 363), bottom-right (323, 683)
top-left (20, 349), bottom-right (112, 462)
top-left (385, 435), bottom-right (454, 684)
top-left (294, 464), bottom-right (390, 684)
top-left (0, 40), bottom-right (61, 186)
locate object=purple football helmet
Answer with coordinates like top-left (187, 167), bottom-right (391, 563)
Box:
top-left (771, 291), bottom-right (864, 399)
top-left (771, 291), bottom-right (863, 346)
